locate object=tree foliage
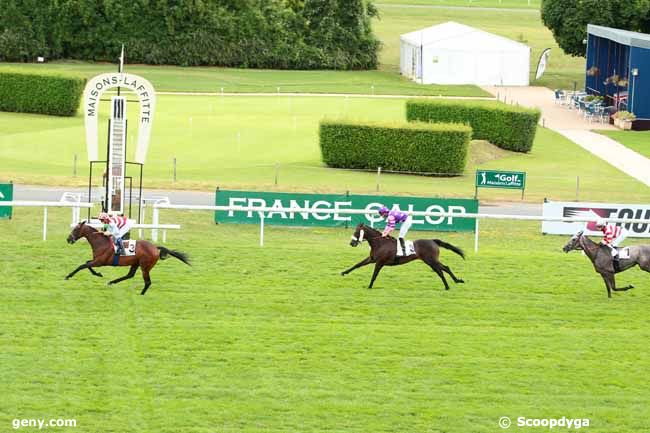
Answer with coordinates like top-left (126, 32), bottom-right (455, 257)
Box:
top-left (541, 0), bottom-right (650, 57)
top-left (0, 0), bottom-right (380, 70)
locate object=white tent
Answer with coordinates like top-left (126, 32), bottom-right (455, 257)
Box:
top-left (400, 22), bottom-right (530, 86)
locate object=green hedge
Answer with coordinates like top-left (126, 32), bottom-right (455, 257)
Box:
top-left (0, 70), bottom-right (85, 116)
top-left (406, 100), bottom-right (541, 152)
top-left (0, 0), bottom-right (380, 70)
top-left (319, 120), bottom-right (472, 175)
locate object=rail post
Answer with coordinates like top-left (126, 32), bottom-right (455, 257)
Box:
top-left (259, 213), bottom-right (265, 247)
top-left (43, 207), bottom-right (48, 241)
top-left (474, 218), bottom-right (479, 253)
top-left (152, 206), bottom-right (160, 242)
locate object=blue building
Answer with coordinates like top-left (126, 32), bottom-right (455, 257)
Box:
top-left (586, 24), bottom-right (650, 130)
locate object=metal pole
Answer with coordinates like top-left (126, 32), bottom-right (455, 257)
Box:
top-left (163, 229), bottom-right (167, 243)
top-left (576, 176), bottom-right (580, 201)
top-left (259, 213), bottom-right (265, 247)
top-left (474, 218), bottom-right (479, 253)
top-left (173, 157), bottom-right (177, 183)
top-left (152, 206), bottom-right (159, 242)
top-left (73, 154), bottom-right (77, 177)
top-left (274, 163), bottom-right (280, 186)
top-left (43, 207), bottom-right (48, 241)
top-left (376, 167), bottom-right (381, 192)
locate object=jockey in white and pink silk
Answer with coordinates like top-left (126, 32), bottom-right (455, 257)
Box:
top-left (595, 218), bottom-right (628, 258)
top-left (98, 212), bottom-right (133, 255)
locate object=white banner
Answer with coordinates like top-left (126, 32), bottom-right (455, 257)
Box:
top-left (542, 201), bottom-right (650, 237)
top-left (83, 73), bottom-right (155, 163)
top-left (535, 48), bottom-right (551, 80)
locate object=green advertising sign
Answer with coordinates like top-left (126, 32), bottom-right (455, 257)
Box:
top-left (215, 189), bottom-right (477, 232)
top-left (0, 183), bottom-right (13, 219)
top-left (475, 170), bottom-right (526, 189)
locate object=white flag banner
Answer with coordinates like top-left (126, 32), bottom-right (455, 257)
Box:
top-left (535, 48), bottom-right (551, 80)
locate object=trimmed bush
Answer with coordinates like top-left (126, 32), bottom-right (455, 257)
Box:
top-left (406, 100), bottom-right (541, 152)
top-left (0, 70), bottom-right (85, 116)
top-left (319, 120), bottom-right (472, 175)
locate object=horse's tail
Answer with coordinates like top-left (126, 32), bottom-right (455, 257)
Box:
top-left (157, 246), bottom-right (191, 266)
top-left (433, 239), bottom-right (465, 259)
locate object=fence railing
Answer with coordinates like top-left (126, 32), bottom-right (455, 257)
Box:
top-left (1, 201), bottom-right (180, 241)
top-left (152, 203), bottom-right (650, 251)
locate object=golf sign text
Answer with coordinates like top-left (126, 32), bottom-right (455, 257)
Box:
top-left (475, 170), bottom-right (526, 198)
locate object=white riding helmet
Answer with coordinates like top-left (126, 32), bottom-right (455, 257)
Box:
top-left (595, 218), bottom-right (607, 228)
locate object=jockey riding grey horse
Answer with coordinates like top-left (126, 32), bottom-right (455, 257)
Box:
top-left (563, 230), bottom-right (650, 298)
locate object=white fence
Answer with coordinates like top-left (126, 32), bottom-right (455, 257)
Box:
top-left (2, 201), bottom-right (180, 241)
top-left (152, 203), bottom-right (650, 251)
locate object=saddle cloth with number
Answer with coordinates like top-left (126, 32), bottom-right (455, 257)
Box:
top-left (113, 240), bottom-right (137, 256)
top-left (396, 240), bottom-right (416, 257)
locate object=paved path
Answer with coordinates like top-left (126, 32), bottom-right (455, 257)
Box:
top-left (14, 185), bottom-right (541, 216)
top-left (157, 91), bottom-right (494, 100)
top-left (482, 86), bottom-right (650, 186)
top-left (376, 3), bottom-right (537, 13)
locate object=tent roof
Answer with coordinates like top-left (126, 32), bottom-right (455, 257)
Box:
top-left (400, 21), bottom-right (529, 51)
top-left (588, 24), bottom-right (650, 50)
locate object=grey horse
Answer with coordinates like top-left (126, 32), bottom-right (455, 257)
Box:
top-left (563, 230), bottom-right (650, 298)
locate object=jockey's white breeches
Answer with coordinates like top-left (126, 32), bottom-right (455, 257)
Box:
top-left (116, 221), bottom-right (133, 239)
top-left (611, 228), bottom-right (628, 247)
top-left (398, 216), bottom-right (413, 239)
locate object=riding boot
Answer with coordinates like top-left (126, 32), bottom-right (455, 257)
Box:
top-left (399, 238), bottom-right (407, 256)
top-left (116, 238), bottom-right (124, 255)
top-left (613, 255), bottom-right (620, 273)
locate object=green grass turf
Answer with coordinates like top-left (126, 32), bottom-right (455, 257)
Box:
top-left (1, 95), bottom-right (648, 203)
top-left (1, 207), bottom-right (649, 432)
top-left (596, 129), bottom-right (650, 159)
top-left (378, 0), bottom-right (540, 8)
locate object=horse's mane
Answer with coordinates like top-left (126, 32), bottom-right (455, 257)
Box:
top-left (359, 223), bottom-right (382, 236)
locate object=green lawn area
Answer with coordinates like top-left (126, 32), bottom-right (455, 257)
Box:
top-left (1, 207), bottom-right (649, 432)
top-left (374, 3), bottom-right (584, 90)
top-left (596, 129), bottom-right (650, 159)
top-left (378, 0), bottom-right (540, 8)
top-left (1, 95), bottom-right (648, 203)
top-left (0, 62), bottom-right (488, 97)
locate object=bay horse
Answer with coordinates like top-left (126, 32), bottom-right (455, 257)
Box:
top-left (563, 230), bottom-right (650, 298)
top-left (65, 221), bottom-right (190, 295)
top-left (342, 223), bottom-right (465, 289)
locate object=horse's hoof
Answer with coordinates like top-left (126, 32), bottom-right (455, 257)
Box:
top-left (97, 273), bottom-right (103, 278)
top-left (107, 282), bottom-right (113, 286)
top-left (341, 272), bottom-right (346, 276)
top-left (458, 279), bottom-right (465, 284)
top-left (630, 285), bottom-right (635, 289)
top-left (64, 276), bottom-right (70, 281)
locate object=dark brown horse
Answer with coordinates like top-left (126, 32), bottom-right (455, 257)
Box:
top-left (65, 221), bottom-right (190, 295)
top-left (341, 223), bottom-right (465, 289)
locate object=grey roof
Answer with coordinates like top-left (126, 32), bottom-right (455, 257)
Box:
top-left (588, 24), bottom-right (650, 50)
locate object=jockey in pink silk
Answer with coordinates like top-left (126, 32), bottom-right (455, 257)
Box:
top-left (378, 206), bottom-right (413, 255)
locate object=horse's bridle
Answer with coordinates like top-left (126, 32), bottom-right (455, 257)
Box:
top-left (351, 229), bottom-right (365, 243)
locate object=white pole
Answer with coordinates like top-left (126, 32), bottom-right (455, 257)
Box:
top-left (139, 201), bottom-right (146, 239)
top-left (474, 218), bottom-right (479, 253)
top-left (260, 213), bottom-right (265, 247)
top-left (152, 206), bottom-right (159, 242)
top-left (43, 207), bottom-right (48, 241)
top-left (163, 229), bottom-right (167, 243)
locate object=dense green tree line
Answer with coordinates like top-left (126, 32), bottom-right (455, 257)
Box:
top-left (0, 0), bottom-right (380, 69)
top-left (541, 0), bottom-right (650, 57)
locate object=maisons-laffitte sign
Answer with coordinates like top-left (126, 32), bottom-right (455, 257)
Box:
top-left (83, 73), bottom-right (156, 164)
